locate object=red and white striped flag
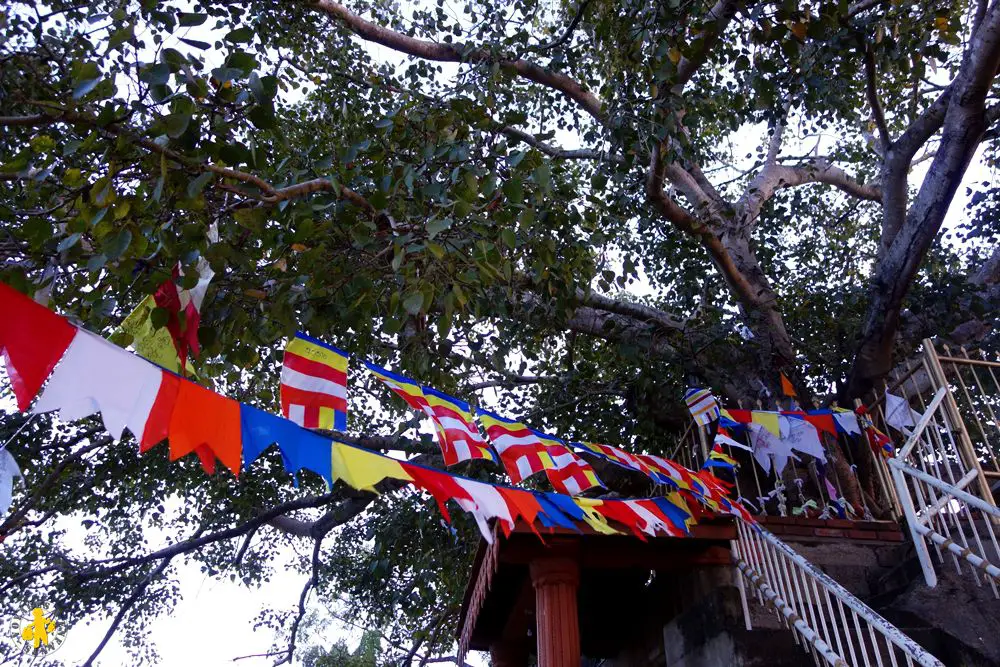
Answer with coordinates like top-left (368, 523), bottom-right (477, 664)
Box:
top-left (280, 332), bottom-right (349, 431)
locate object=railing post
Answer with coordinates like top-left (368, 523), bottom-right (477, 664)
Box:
top-left (888, 460), bottom-right (938, 588)
top-left (922, 338), bottom-right (996, 511)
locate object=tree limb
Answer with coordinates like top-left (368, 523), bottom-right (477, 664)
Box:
top-left (864, 46), bottom-right (891, 148)
top-left (310, 0), bottom-right (604, 122)
top-left (535, 0), bottom-right (592, 51)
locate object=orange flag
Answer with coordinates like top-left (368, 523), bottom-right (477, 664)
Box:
top-left (780, 373), bottom-right (797, 397)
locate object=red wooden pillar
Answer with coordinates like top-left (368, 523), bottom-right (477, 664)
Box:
top-left (530, 556), bottom-right (581, 667)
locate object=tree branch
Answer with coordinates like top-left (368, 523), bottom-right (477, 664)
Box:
top-left (500, 126), bottom-right (611, 161)
top-left (535, 0), bottom-right (592, 51)
top-left (864, 46), bottom-right (891, 148)
top-left (310, 0), bottom-right (604, 122)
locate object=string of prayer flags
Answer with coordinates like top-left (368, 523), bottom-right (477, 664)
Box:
top-left (32, 329), bottom-right (163, 442)
top-left (715, 428), bottom-right (752, 452)
top-left (0, 280), bottom-right (763, 546)
top-left (856, 406), bottom-right (895, 458)
top-left (573, 441), bottom-right (657, 479)
top-left (166, 378), bottom-right (243, 476)
top-left (365, 361), bottom-right (429, 411)
top-left (750, 410), bottom-right (781, 437)
top-left (832, 409), bottom-right (862, 436)
top-left (241, 404), bottom-right (333, 486)
top-left (684, 387), bottom-right (720, 425)
top-left (704, 444), bottom-right (737, 470)
top-left (421, 387), bottom-right (496, 465)
top-left (365, 361), bottom-right (497, 467)
top-left (330, 440), bottom-right (412, 493)
top-left (280, 332), bottom-right (349, 432)
top-left (803, 411), bottom-right (837, 437)
top-left (118, 295), bottom-right (199, 376)
top-left (0, 448), bottom-right (22, 517)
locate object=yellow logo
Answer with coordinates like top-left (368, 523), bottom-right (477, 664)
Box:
top-left (20, 607), bottom-right (57, 649)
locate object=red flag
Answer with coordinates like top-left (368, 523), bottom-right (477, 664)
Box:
top-left (152, 259), bottom-right (214, 373)
top-left (0, 282), bottom-right (77, 410)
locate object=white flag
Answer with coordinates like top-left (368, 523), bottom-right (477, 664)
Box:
top-left (885, 392), bottom-right (922, 432)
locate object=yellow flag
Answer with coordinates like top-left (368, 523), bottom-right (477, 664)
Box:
top-left (751, 411), bottom-right (781, 437)
top-left (331, 442), bottom-right (411, 493)
top-left (117, 295), bottom-right (197, 377)
top-left (573, 498), bottom-right (622, 535)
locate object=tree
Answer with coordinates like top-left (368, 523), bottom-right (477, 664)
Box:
top-left (0, 0), bottom-right (998, 663)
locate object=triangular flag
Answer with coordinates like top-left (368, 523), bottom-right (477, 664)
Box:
top-left (780, 373), bottom-right (797, 397)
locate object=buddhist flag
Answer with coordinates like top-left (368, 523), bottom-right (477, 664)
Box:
top-left (421, 387), bottom-right (497, 466)
top-left (477, 409), bottom-right (553, 483)
top-left (684, 387), bottom-right (720, 425)
top-left (533, 429), bottom-right (603, 496)
top-left (365, 361), bottom-right (429, 411)
top-left (280, 333), bottom-right (349, 431)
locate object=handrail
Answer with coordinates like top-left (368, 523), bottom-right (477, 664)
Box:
top-left (732, 518), bottom-right (946, 666)
top-left (888, 457), bottom-right (1000, 596)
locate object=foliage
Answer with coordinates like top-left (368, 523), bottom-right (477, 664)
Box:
top-left (1, 0), bottom-right (998, 663)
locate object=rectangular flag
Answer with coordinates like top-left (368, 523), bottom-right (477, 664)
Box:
top-left (421, 387), bottom-right (497, 466)
top-left (365, 362), bottom-right (495, 467)
top-left (684, 387), bottom-right (720, 425)
top-left (364, 361), bottom-right (430, 412)
top-left (280, 332), bottom-right (349, 431)
top-left (477, 409), bottom-right (553, 483)
top-left (574, 441), bottom-right (655, 478)
top-left (533, 429), bottom-right (603, 496)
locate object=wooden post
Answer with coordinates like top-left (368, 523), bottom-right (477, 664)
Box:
top-left (530, 556), bottom-right (580, 667)
top-left (922, 338), bottom-right (996, 510)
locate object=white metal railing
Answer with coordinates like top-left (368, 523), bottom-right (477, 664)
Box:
top-left (888, 458), bottom-right (1000, 597)
top-left (732, 519), bottom-right (945, 667)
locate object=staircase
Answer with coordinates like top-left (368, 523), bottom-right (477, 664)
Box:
top-left (731, 518), bottom-right (945, 666)
top-left (725, 352), bottom-right (1000, 667)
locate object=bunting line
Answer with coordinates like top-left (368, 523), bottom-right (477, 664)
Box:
top-left (0, 282), bottom-right (754, 544)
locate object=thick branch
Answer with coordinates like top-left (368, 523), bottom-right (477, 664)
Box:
top-left (738, 159), bottom-right (881, 227)
top-left (310, 0), bottom-right (604, 122)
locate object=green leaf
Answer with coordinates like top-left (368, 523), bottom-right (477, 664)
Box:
top-left (186, 171), bottom-right (214, 198)
top-left (73, 77), bottom-right (102, 99)
top-left (248, 103), bottom-right (276, 130)
top-left (178, 12), bottom-right (208, 26)
top-left (225, 27), bottom-right (254, 43)
top-left (178, 37), bottom-right (211, 50)
top-left (426, 217), bottom-right (453, 239)
top-left (104, 229), bottom-right (133, 259)
top-left (501, 228), bottom-right (516, 248)
top-left (502, 178), bottom-right (523, 204)
top-left (150, 306), bottom-right (170, 329)
top-left (163, 112), bottom-right (191, 138)
top-left (86, 253), bottom-right (108, 273)
top-left (57, 233), bottom-right (82, 252)
top-left (403, 292), bottom-right (424, 315)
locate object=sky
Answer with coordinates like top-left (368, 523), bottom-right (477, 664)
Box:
top-left (4, 2), bottom-right (996, 666)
